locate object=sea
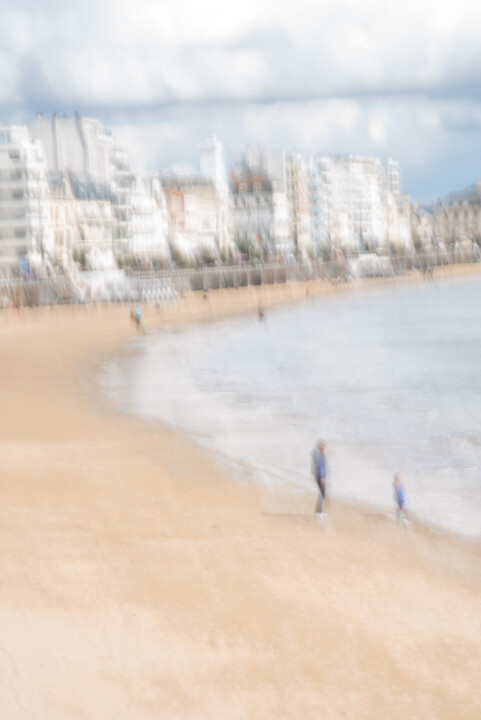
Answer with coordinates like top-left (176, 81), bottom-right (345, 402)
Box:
top-left (99, 275), bottom-right (481, 538)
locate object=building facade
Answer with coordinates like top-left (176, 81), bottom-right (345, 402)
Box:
top-left (161, 174), bottom-right (223, 262)
top-left (129, 177), bottom-right (170, 261)
top-left (433, 183), bottom-right (481, 245)
top-left (0, 126), bottom-right (53, 267)
top-left (230, 170), bottom-right (290, 260)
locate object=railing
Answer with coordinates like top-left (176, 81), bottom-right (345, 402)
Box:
top-left (0, 276), bottom-right (80, 308)
top-left (0, 249), bottom-right (478, 308)
top-left (127, 249), bottom-right (474, 293)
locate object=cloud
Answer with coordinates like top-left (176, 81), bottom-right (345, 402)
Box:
top-left (4, 0), bottom-right (481, 109)
top-left (2, 0), bottom-right (481, 201)
top-left (109, 93), bottom-right (481, 203)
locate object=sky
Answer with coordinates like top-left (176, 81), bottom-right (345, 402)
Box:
top-left (2, 0), bottom-right (481, 203)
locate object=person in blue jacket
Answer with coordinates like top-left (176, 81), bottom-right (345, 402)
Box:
top-left (312, 439), bottom-right (327, 515)
top-left (393, 472), bottom-right (409, 522)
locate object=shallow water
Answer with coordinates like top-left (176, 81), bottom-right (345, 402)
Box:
top-left (99, 276), bottom-right (481, 538)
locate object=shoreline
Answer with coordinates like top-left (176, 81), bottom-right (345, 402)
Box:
top-left (1, 266), bottom-right (481, 718)
top-left (90, 263), bottom-right (481, 546)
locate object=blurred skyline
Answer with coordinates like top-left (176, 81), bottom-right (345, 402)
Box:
top-left (2, 1), bottom-right (481, 203)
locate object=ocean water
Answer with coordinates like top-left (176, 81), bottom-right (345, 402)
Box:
top-left (99, 277), bottom-right (481, 538)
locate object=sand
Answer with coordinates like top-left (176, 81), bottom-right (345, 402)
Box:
top-left (1, 266), bottom-right (481, 719)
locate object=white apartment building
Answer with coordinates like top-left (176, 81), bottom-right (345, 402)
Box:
top-left (0, 125), bottom-right (53, 267)
top-left (316, 155), bottom-right (386, 251)
top-left (199, 135), bottom-right (227, 191)
top-left (198, 136), bottom-right (235, 254)
top-left (305, 156), bottom-right (329, 255)
top-left (232, 147), bottom-right (413, 259)
top-left (49, 174), bottom-right (76, 270)
top-left (68, 175), bottom-right (115, 269)
top-left (129, 177), bottom-right (170, 260)
top-left (110, 144), bottom-right (133, 255)
top-left (28, 113), bottom-right (113, 182)
top-left (314, 154), bottom-right (412, 253)
top-left (387, 159), bottom-right (401, 197)
top-left (28, 113), bottom-right (134, 256)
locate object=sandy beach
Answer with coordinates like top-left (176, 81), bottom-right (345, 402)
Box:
top-left (1, 267), bottom-right (481, 719)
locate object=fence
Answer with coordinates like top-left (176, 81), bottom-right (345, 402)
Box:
top-left (0, 249), bottom-right (478, 308)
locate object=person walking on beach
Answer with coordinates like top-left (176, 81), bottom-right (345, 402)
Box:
top-left (393, 473), bottom-right (409, 523)
top-left (312, 439), bottom-right (328, 515)
top-left (130, 305), bottom-right (146, 334)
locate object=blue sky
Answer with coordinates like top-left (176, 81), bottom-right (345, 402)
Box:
top-left (2, 0), bottom-right (481, 203)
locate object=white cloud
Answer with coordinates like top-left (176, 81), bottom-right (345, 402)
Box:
top-left (3, 0), bottom-right (481, 106)
top-left (368, 119), bottom-right (386, 147)
top-left (2, 0), bottom-right (481, 200)
top-left (108, 93), bottom-right (481, 203)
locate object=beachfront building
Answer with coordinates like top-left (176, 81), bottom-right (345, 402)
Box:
top-left (386, 192), bottom-right (413, 252)
top-left (312, 154), bottom-right (413, 254)
top-left (230, 146), bottom-right (291, 260)
top-left (318, 155), bottom-right (387, 252)
top-left (28, 113), bottom-right (134, 258)
top-left (411, 204), bottom-right (434, 251)
top-left (50, 171), bottom-right (139, 271)
top-left (199, 135), bottom-right (227, 192)
top-left (230, 168), bottom-right (291, 261)
top-left (304, 156), bottom-right (330, 257)
top-left (284, 152), bottom-right (311, 259)
top-left (49, 174), bottom-right (76, 271)
top-left (27, 113), bottom-right (113, 181)
top-left (129, 177), bottom-right (170, 262)
top-left (242, 145), bottom-right (286, 187)
top-left (433, 182), bottom-right (481, 244)
top-left (160, 173), bottom-right (222, 263)
top-left (386, 160), bottom-right (413, 252)
top-left (230, 146), bottom-right (292, 260)
top-left (0, 125), bottom-right (53, 269)
top-left (198, 136), bottom-right (234, 256)
top-left (387, 159), bottom-right (402, 198)
top-left (68, 175), bottom-right (115, 269)
top-left (110, 143), bottom-right (133, 256)
top-left (230, 147), bottom-right (413, 260)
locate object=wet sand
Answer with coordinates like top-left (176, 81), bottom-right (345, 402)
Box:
top-left (1, 267), bottom-right (481, 719)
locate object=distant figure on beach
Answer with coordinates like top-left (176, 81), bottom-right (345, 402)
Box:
top-left (131, 305), bottom-right (146, 334)
top-left (258, 301), bottom-right (264, 320)
top-left (393, 473), bottom-right (409, 523)
top-left (312, 439), bottom-right (328, 515)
